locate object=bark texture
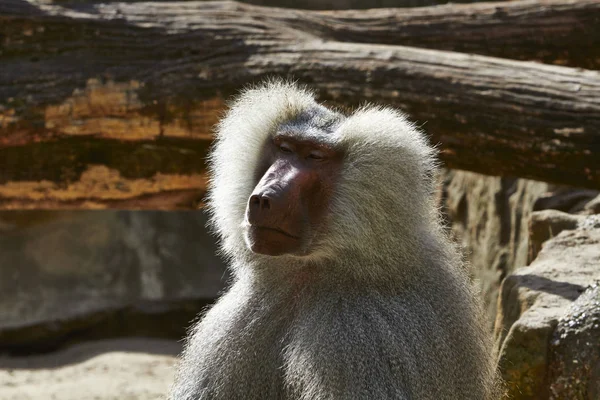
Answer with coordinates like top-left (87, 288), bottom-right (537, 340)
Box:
top-left (1, 0), bottom-right (600, 208)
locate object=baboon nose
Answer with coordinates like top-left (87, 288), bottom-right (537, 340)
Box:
top-left (249, 194), bottom-right (271, 210)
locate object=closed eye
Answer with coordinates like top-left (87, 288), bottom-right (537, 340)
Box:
top-left (307, 151), bottom-right (325, 160)
top-left (279, 143), bottom-right (293, 153)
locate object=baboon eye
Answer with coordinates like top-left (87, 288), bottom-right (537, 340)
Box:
top-left (279, 142), bottom-right (293, 153)
top-left (308, 151), bottom-right (325, 160)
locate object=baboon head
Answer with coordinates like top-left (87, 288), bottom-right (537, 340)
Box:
top-left (207, 81), bottom-right (437, 271)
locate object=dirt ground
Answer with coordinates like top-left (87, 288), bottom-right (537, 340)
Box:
top-left (0, 338), bottom-right (182, 400)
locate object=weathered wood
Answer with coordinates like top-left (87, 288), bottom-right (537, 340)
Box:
top-left (4, 0), bottom-right (598, 67)
top-left (0, 0), bottom-right (599, 210)
top-left (0, 136), bottom-right (209, 209)
top-left (19, 0), bottom-right (504, 10)
top-left (244, 0), bottom-right (600, 69)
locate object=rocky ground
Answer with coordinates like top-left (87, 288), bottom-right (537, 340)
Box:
top-left (0, 338), bottom-right (181, 400)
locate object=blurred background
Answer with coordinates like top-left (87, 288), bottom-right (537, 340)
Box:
top-left (0, 0), bottom-right (599, 399)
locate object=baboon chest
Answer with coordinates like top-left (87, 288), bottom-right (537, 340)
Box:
top-left (203, 298), bottom-right (297, 398)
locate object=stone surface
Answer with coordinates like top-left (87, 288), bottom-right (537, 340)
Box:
top-left (0, 210), bottom-right (226, 350)
top-left (494, 219), bottom-right (600, 400)
top-left (583, 194), bottom-right (600, 215)
top-left (528, 210), bottom-right (584, 263)
top-left (0, 338), bottom-right (180, 400)
top-left (439, 170), bottom-right (599, 330)
top-left (548, 283), bottom-right (600, 400)
top-left (439, 169), bottom-right (550, 328)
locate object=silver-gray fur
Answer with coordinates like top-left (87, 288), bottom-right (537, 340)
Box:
top-left (169, 81), bottom-right (498, 400)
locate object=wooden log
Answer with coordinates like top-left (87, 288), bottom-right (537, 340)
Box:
top-left (0, 136), bottom-right (210, 209)
top-left (230, 0), bottom-right (600, 69)
top-left (0, 0), bottom-right (599, 210)
top-left (4, 0), bottom-right (598, 68)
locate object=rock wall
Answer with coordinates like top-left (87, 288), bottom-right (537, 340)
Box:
top-left (439, 169), bottom-right (599, 329)
top-left (439, 170), bottom-right (600, 399)
top-left (439, 170), bottom-right (549, 328)
top-left (0, 210), bottom-right (226, 351)
top-left (548, 283), bottom-right (600, 399)
top-left (495, 216), bottom-right (600, 399)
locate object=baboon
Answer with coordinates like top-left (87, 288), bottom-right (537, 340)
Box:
top-left (170, 81), bottom-right (497, 399)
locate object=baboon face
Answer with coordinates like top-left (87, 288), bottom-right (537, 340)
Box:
top-left (244, 132), bottom-right (342, 256)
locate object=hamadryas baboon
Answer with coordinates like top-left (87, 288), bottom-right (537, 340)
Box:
top-left (170, 81), bottom-right (497, 400)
